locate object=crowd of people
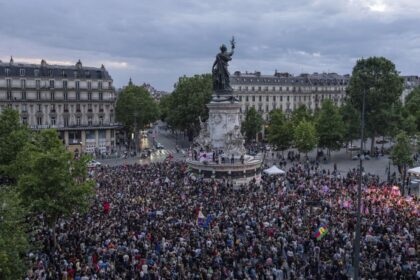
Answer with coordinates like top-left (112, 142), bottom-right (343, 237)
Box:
top-left (26, 160), bottom-right (419, 279)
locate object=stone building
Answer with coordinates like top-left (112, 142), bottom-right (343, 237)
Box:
top-left (0, 57), bottom-right (121, 154)
top-left (231, 71), bottom-right (350, 123)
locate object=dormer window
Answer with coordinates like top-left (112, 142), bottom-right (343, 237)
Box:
top-left (34, 69), bottom-right (39, 77)
top-left (20, 69), bottom-right (25, 76)
top-left (5, 68), bottom-right (10, 76)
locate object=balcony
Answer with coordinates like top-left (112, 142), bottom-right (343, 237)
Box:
top-left (29, 122), bottom-right (123, 130)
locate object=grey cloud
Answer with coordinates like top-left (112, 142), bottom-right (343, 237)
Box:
top-left (0, 0), bottom-right (419, 91)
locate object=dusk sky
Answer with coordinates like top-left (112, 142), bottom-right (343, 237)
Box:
top-left (1, 0), bottom-right (419, 91)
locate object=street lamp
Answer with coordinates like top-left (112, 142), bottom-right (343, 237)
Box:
top-left (353, 80), bottom-right (367, 280)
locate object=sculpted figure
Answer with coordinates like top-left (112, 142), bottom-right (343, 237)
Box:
top-left (212, 37), bottom-right (235, 93)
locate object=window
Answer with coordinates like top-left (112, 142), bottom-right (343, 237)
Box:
top-left (75, 81), bottom-right (80, 89)
top-left (99, 116), bottom-right (103, 125)
top-left (37, 104), bottom-right (42, 112)
top-left (62, 70), bottom-right (66, 78)
top-left (76, 117), bottom-right (81, 126)
top-left (108, 81), bottom-right (111, 89)
top-left (5, 68), bottom-right (10, 76)
top-left (51, 104), bottom-right (56, 113)
top-left (64, 91), bottom-right (68, 100)
top-left (287, 96), bottom-right (289, 102)
top-left (273, 96), bottom-right (276, 101)
top-left (252, 96), bottom-right (255, 102)
top-left (21, 91), bottom-right (26, 100)
top-left (64, 104), bottom-right (69, 112)
top-left (266, 96), bottom-right (269, 102)
top-left (88, 117), bottom-right (93, 126)
top-left (50, 92), bottom-right (55, 100)
top-left (88, 92), bottom-right (92, 100)
top-left (21, 104), bottom-right (27, 112)
top-left (239, 96), bottom-right (242, 102)
top-left (21, 79), bottom-right (26, 88)
top-left (37, 91), bottom-right (41, 100)
top-left (22, 117), bottom-right (27, 125)
top-left (266, 104), bottom-right (269, 112)
top-left (111, 130), bottom-right (114, 138)
top-left (76, 92), bottom-right (80, 100)
top-left (88, 104), bottom-right (92, 112)
top-left (99, 92), bottom-right (103, 100)
top-left (36, 80), bottom-right (40, 88)
top-left (99, 104), bottom-right (104, 112)
top-left (49, 70), bottom-right (53, 77)
top-left (7, 91), bottom-right (12, 100)
top-left (76, 104), bottom-right (81, 112)
top-left (64, 116), bottom-right (69, 127)
top-left (37, 117), bottom-right (42, 126)
top-left (49, 80), bottom-right (54, 88)
top-left (6, 79), bottom-right (11, 88)
top-left (20, 69), bottom-right (25, 76)
top-left (258, 86), bottom-right (261, 91)
top-left (259, 96), bottom-right (262, 102)
top-left (51, 117), bottom-right (56, 126)
top-left (87, 81), bottom-right (91, 89)
top-left (63, 80), bottom-right (67, 88)
top-left (273, 103), bottom-right (277, 110)
top-left (245, 96), bottom-right (249, 102)
top-left (98, 81), bottom-right (102, 89)
top-left (34, 69), bottom-right (39, 77)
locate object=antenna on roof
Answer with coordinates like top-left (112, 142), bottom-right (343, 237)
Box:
top-left (10, 56), bottom-right (14, 64)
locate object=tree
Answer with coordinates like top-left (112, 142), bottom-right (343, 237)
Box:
top-left (267, 109), bottom-right (293, 152)
top-left (294, 120), bottom-right (318, 156)
top-left (347, 57), bottom-right (404, 153)
top-left (0, 108), bottom-right (30, 182)
top-left (0, 186), bottom-right (29, 279)
top-left (339, 102), bottom-right (360, 148)
top-left (290, 104), bottom-right (312, 126)
top-left (405, 87), bottom-right (420, 132)
top-left (15, 129), bottom-right (94, 247)
top-left (241, 107), bottom-right (264, 142)
top-left (391, 131), bottom-right (413, 195)
top-left (316, 99), bottom-right (345, 156)
top-left (116, 83), bottom-right (159, 151)
top-left (165, 74), bottom-right (212, 140)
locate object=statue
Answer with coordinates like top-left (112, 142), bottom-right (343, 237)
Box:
top-left (223, 125), bottom-right (246, 157)
top-left (194, 116), bottom-right (212, 150)
top-left (212, 37), bottom-right (235, 93)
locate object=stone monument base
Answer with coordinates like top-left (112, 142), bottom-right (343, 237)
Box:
top-left (186, 156), bottom-right (262, 186)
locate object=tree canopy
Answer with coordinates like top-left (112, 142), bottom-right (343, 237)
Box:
top-left (0, 186), bottom-right (29, 280)
top-left (293, 120), bottom-right (318, 155)
top-left (241, 107), bottom-right (264, 142)
top-left (266, 109), bottom-right (293, 152)
top-left (15, 130), bottom-right (94, 245)
top-left (405, 87), bottom-right (420, 132)
top-left (163, 74), bottom-right (213, 140)
top-left (116, 84), bottom-right (159, 131)
top-left (391, 131), bottom-right (413, 173)
top-left (339, 102), bottom-right (360, 146)
top-left (0, 108), bottom-right (30, 181)
top-left (347, 57), bottom-right (404, 152)
top-left (316, 99), bottom-right (345, 154)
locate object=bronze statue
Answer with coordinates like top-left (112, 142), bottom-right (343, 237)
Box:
top-left (212, 37), bottom-right (235, 93)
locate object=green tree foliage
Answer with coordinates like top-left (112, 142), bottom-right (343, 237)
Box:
top-left (267, 109), bottom-right (293, 152)
top-left (158, 94), bottom-right (172, 122)
top-left (391, 131), bottom-right (413, 173)
top-left (15, 130), bottom-right (94, 246)
top-left (293, 120), bottom-right (318, 156)
top-left (0, 186), bottom-right (29, 280)
top-left (116, 83), bottom-right (159, 149)
top-left (165, 74), bottom-right (212, 140)
top-left (290, 104), bottom-right (312, 125)
top-left (339, 102), bottom-right (360, 146)
top-left (0, 108), bottom-right (30, 181)
top-left (347, 57), bottom-right (404, 152)
top-left (241, 107), bottom-right (264, 142)
top-left (316, 99), bottom-right (345, 155)
top-left (405, 87), bottom-right (420, 132)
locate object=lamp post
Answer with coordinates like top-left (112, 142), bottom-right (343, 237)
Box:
top-left (353, 85), bottom-right (366, 280)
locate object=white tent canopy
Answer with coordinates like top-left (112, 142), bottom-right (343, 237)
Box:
top-left (263, 165), bottom-right (286, 175)
top-left (408, 166), bottom-right (420, 176)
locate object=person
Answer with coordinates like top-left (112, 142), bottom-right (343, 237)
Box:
top-left (212, 37), bottom-right (235, 92)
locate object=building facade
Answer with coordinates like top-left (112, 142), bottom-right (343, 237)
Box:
top-left (231, 71), bottom-right (350, 123)
top-left (0, 58), bottom-right (121, 154)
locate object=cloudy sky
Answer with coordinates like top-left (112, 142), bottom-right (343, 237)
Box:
top-left (1, 0), bottom-right (419, 91)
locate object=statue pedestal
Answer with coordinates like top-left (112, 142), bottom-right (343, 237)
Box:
top-left (188, 93), bottom-right (262, 185)
top-left (207, 96), bottom-right (242, 152)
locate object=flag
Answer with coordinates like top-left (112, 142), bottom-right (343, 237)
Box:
top-left (313, 224), bottom-right (328, 241)
top-left (196, 210), bottom-right (205, 226)
top-left (203, 215), bottom-right (213, 229)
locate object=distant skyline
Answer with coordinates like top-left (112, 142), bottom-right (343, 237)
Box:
top-left (1, 0), bottom-right (420, 91)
